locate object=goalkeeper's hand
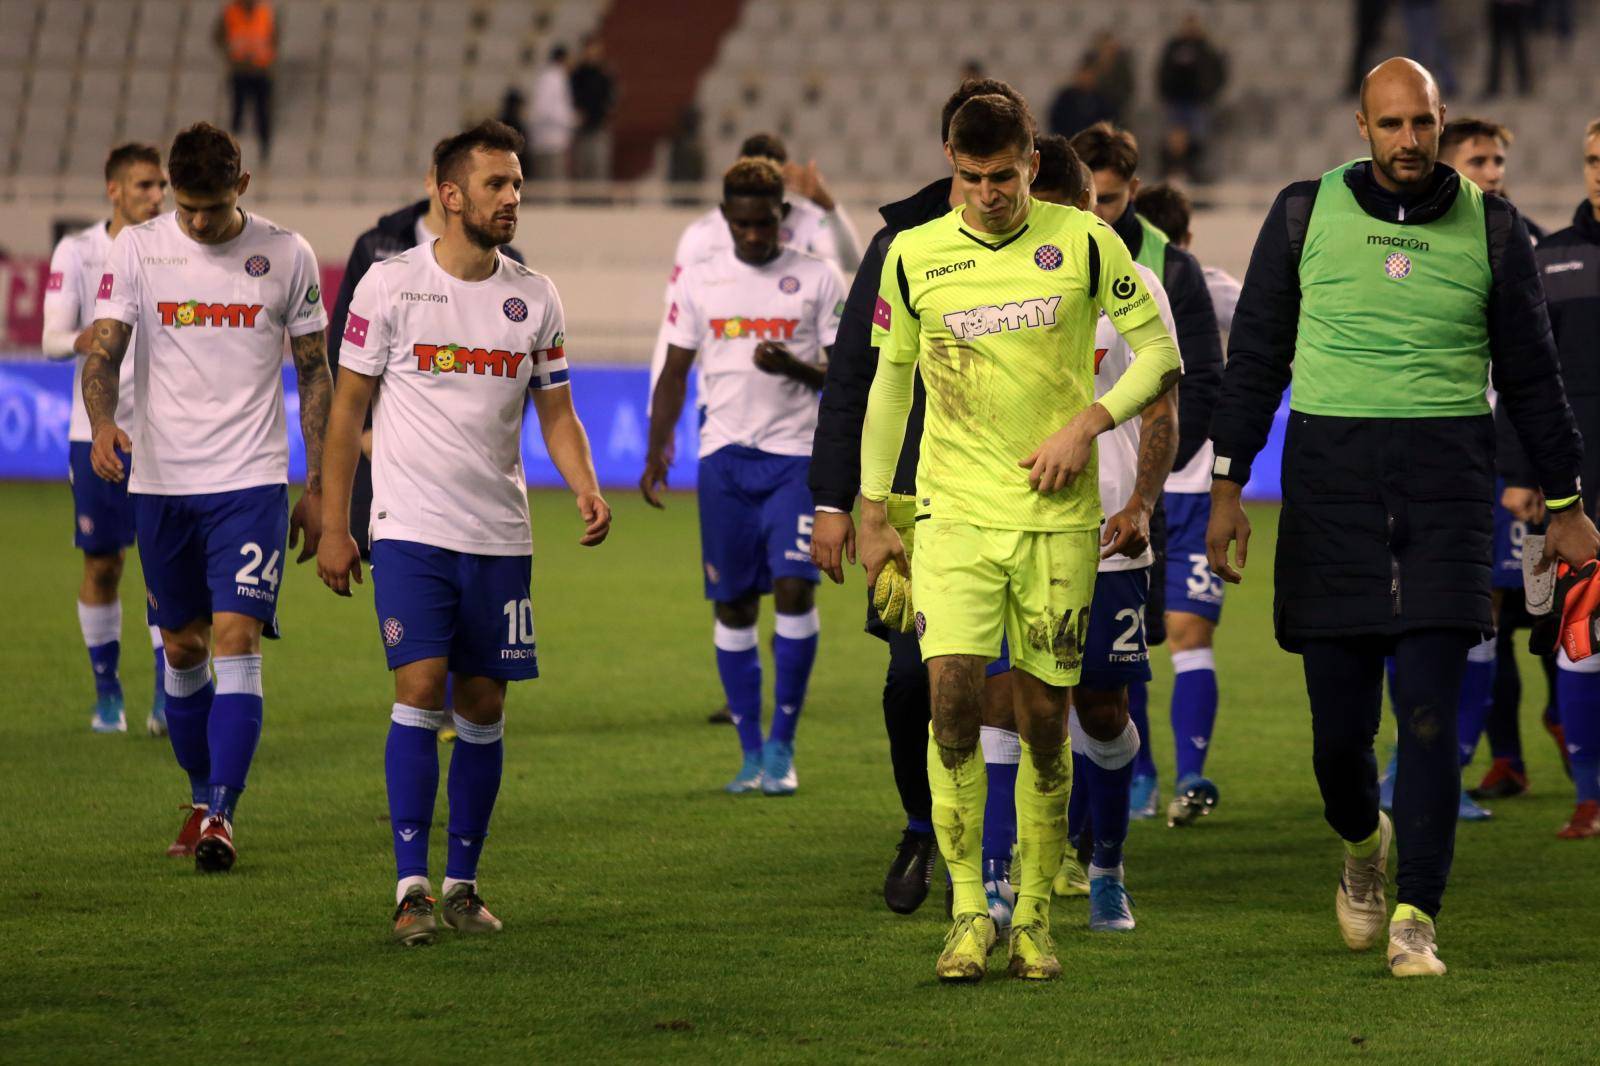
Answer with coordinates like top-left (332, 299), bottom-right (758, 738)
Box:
top-left (872, 564), bottom-right (916, 633)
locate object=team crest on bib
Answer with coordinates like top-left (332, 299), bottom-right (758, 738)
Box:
top-left (244, 255), bottom-right (270, 277)
top-left (503, 297), bottom-right (528, 322)
top-left (1384, 252), bottom-right (1412, 280)
top-left (778, 275), bottom-right (801, 294)
top-left (382, 617), bottom-right (404, 646)
top-left (1034, 244), bottom-right (1063, 271)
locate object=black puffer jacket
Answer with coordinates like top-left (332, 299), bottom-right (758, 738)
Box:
top-left (1499, 201), bottom-right (1600, 517)
top-left (1213, 162), bottom-right (1582, 649)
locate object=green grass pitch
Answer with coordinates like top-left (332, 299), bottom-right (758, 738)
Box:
top-left (0, 482), bottom-right (1594, 1063)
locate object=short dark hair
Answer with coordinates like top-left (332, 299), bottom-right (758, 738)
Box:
top-left (738, 132), bottom-right (787, 164)
top-left (105, 143), bottom-right (161, 183)
top-left (1071, 121), bottom-right (1139, 180)
top-left (940, 77), bottom-right (1032, 143)
top-left (1135, 182), bottom-right (1193, 244)
top-left (1033, 134), bottom-right (1090, 204)
top-left (167, 122), bottom-right (240, 194)
top-left (432, 119), bottom-right (526, 190)
top-left (1440, 117), bottom-right (1513, 154)
top-left (948, 94), bottom-right (1035, 159)
top-left (723, 157), bottom-right (784, 201)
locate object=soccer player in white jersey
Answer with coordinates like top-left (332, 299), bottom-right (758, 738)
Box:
top-left (317, 121), bottom-right (611, 946)
top-left (1135, 181), bottom-right (1239, 826)
top-left (641, 157), bottom-right (846, 794)
top-left (43, 144), bottom-right (168, 735)
top-left (83, 122), bottom-right (332, 872)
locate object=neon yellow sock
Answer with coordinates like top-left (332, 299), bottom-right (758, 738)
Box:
top-left (1393, 903), bottom-right (1434, 926)
top-left (1343, 826), bottom-right (1381, 858)
top-left (927, 725), bottom-right (986, 917)
top-left (1014, 739), bottom-right (1070, 929)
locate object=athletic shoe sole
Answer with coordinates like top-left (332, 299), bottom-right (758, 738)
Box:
top-left (194, 836), bottom-right (236, 873)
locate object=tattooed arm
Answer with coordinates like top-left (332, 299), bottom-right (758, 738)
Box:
top-left (83, 319), bottom-right (133, 482)
top-left (288, 330), bottom-right (333, 561)
top-left (1101, 385), bottom-right (1179, 560)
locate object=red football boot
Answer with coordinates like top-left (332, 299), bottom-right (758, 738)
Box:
top-left (1556, 800), bottom-right (1600, 840)
top-left (1469, 758), bottom-right (1529, 800)
top-left (166, 804), bottom-right (208, 857)
top-left (193, 814), bottom-right (237, 872)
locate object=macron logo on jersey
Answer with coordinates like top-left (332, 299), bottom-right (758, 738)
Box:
top-left (157, 301), bottom-right (263, 328)
top-left (414, 343), bottom-right (529, 378)
top-left (711, 317), bottom-right (798, 341)
top-left (942, 296), bottom-right (1062, 340)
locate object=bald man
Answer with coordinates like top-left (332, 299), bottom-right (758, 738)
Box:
top-left (1207, 58), bottom-right (1598, 977)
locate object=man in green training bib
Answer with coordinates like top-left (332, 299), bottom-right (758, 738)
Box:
top-left (1206, 57), bottom-right (1600, 979)
top-left (856, 93), bottom-right (1181, 983)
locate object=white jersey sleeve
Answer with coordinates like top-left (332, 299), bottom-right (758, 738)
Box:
top-left (1202, 265), bottom-right (1241, 336)
top-left (42, 236), bottom-right (83, 358)
top-left (529, 283), bottom-right (570, 390)
top-left (285, 235), bottom-right (328, 337)
top-left (661, 264), bottom-right (706, 352)
top-left (94, 226), bottom-right (142, 328)
top-left (336, 267), bottom-right (392, 377)
top-left (813, 263), bottom-right (846, 348)
top-left (1094, 262), bottom-right (1174, 573)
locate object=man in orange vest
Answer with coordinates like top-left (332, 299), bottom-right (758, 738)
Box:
top-left (213, 1), bottom-right (278, 160)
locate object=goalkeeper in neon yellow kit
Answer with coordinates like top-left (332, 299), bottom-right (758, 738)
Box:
top-left (856, 94), bottom-right (1181, 982)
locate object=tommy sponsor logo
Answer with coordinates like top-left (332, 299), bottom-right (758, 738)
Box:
top-left (399, 291), bottom-right (448, 303)
top-left (925, 258), bottom-right (977, 280)
top-left (157, 300), bottom-right (263, 327)
top-left (414, 342), bottom-right (529, 377)
top-left (710, 316), bottom-right (798, 340)
top-left (942, 295), bottom-right (1062, 339)
top-left (1367, 233), bottom-right (1429, 251)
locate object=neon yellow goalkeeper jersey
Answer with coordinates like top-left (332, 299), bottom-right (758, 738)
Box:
top-left (872, 199), bottom-right (1161, 532)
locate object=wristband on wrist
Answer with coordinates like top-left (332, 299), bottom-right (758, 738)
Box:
top-left (1546, 494), bottom-right (1582, 514)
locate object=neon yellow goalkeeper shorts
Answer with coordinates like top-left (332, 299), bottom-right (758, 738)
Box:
top-left (911, 520), bottom-right (1098, 687)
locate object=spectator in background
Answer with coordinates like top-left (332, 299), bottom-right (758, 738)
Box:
top-left (529, 45), bottom-right (576, 180)
top-left (214, 0), bottom-right (278, 160)
top-left (1050, 64), bottom-right (1114, 140)
top-left (498, 87), bottom-right (531, 171)
top-left (667, 106), bottom-right (706, 205)
top-left (1082, 31), bottom-right (1135, 124)
top-left (1347, 0), bottom-right (1391, 97)
top-left (1156, 14), bottom-right (1228, 181)
top-left (570, 35), bottom-right (617, 181)
top-left (1485, 0), bottom-right (1535, 97)
top-left (1399, 1), bottom-right (1457, 96)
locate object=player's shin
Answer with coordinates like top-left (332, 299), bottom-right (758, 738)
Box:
top-left (445, 713), bottom-right (504, 888)
top-left (1170, 648), bottom-right (1218, 781)
top-left (1013, 739), bottom-right (1070, 928)
top-left (78, 599), bottom-right (123, 701)
top-left (1128, 679), bottom-right (1157, 778)
top-left (164, 658), bottom-right (215, 805)
top-left (714, 621), bottom-right (764, 756)
top-left (770, 608), bottom-right (819, 744)
top-left (388, 704), bottom-right (445, 888)
top-left (207, 655), bottom-right (264, 822)
top-left (1071, 712), bottom-right (1140, 873)
top-left (928, 725), bottom-right (987, 917)
top-left (1456, 636), bottom-right (1497, 768)
top-left (1556, 656), bottom-right (1600, 807)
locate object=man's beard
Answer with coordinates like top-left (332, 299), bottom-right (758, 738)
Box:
top-left (1376, 153), bottom-right (1434, 192)
top-left (462, 204), bottom-right (511, 250)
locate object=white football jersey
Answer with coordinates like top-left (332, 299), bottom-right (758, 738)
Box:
top-left (1094, 263), bottom-right (1176, 573)
top-left (95, 211), bottom-right (326, 494)
top-left (337, 242), bottom-right (568, 556)
top-left (1165, 265), bottom-right (1240, 494)
top-left (648, 198), bottom-right (852, 401)
top-left (661, 246), bottom-right (844, 459)
top-left (45, 222), bottom-right (137, 441)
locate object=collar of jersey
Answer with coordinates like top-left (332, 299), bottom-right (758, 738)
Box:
top-left (424, 238), bottom-right (504, 287)
top-left (953, 203), bottom-right (1032, 252)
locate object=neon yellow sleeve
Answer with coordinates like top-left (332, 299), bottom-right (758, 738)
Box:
top-left (860, 355), bottom-right (916, 502)
top-left (1098, 315), bottom-right (1181, 426)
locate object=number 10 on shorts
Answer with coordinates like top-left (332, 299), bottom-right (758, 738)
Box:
top-left (502, 598), bottom-right (536, 645)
